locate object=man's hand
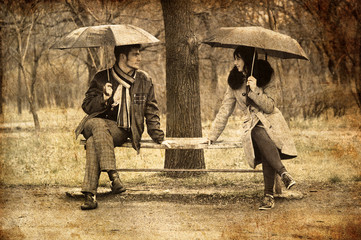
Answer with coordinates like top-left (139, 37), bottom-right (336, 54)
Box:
top-left (247, 76), bottom-right (257, 92)
top-left (103, 83), bottom-right (113, 101)
top-left (161, 140), bottom-right (172, 148)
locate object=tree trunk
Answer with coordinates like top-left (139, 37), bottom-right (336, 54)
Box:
top-left (161, 0), bottom-right (205, 173)
top-left (354, 16), bottom-right (361, 109)
top-left (210, 53), bottom-right (219, 119)
top-left (22, 66), bottom-right (40, 131)
top-left (17, 64), bottom-right (22, 114)
top-left (0, 24), bottom-right (3, 115)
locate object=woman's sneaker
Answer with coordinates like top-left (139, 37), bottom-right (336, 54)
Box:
top-left (259, 194), bottom-right (275, 210)
top-left (281, 172), bottom-right (296, 190)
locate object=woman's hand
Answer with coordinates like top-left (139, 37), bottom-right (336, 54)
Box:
top-left (247, 76), bottom-right (257, 92)
top-left (200, 138), bottom-right (213, 145)
top-left (161, 140), bottom-right (172, 148)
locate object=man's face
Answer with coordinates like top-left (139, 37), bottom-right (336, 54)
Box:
top-left (124, 48), bottom-right (141, 70)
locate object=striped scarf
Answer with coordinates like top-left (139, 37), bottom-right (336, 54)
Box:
top-left (111, 64), bottom-right (135, 129)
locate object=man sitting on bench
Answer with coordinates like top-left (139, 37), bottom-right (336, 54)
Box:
top-left (75, 44), bottom-right (169, 210)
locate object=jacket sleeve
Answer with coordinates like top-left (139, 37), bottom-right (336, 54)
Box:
top-left (82, 73), bottom-right (111, 115)
top-left (247, 76), bottom-right (277, 114)
top-left (145, 81), bottom-right (164, 144)
top-left (208, 86), bottom-right (237, 142)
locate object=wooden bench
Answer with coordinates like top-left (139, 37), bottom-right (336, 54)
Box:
top-left (80, 137), bottom-right (283, 194)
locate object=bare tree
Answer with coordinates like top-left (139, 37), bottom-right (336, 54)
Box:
top-left (3, 1), bottom-right (42, 129)
top-left (161, 0), bottom-right (205, 172)
top-left (0, 21), bottom-right (3, 115)
top-left (292, 0), bottom-right (361, 110)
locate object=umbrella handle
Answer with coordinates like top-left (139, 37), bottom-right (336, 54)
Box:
top-left (246, 49), bottom-right (256, 106)
top-left (107, 68), bottom-right (110, 82)
top-left (250, 49), bottom-right (256, 76)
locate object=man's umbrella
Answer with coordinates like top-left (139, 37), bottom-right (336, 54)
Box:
top-left (51, 24), bottom-right (159, 49)
top-left (202, 26), bottom-right (309, 61)
top-left (51, 24), bottom-right (160, 82)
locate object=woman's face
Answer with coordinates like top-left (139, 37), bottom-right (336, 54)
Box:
top-left (234, 55), bottom-right (245, 72)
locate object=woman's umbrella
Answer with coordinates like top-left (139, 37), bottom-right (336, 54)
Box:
top-left (51, 24), bottom-right (159, 49)
top-left (203, 26), bottom-right (309, 100)
top-left (203, 26), bottom-right (308, 61)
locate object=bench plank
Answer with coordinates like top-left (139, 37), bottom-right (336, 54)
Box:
top-left (80, 137), bottom-right (243, 149)
top-left (115, 168), bottom-right (261, 173)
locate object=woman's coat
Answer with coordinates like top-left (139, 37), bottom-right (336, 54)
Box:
top-left (208, 76), bottom-right (297, 169)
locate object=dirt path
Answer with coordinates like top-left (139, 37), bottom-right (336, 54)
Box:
top-left (1, 182), bottom-right (360, 240)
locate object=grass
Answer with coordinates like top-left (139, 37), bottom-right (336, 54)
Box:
top-left (329, 175), bottom-right (342, 184)
top-left (1, 107), bottom-right (360, 188)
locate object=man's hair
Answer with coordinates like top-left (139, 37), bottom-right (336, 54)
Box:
top-left (233, 46), bottom-right (257, 76)
top-left (114, 44), bottom-right (141, 63)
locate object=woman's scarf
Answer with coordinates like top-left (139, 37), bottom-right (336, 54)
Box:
top-left (111, 64), bottom-right (135, 129)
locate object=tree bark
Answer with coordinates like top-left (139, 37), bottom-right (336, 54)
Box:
top-left (355, 11), bottom-right (361, 109)
top-left (0, 24), bottom-right (3, 115)
top-left (160, 0), bottom-right (205, 173)
top-left (17, 64), bottom-right (22, 114)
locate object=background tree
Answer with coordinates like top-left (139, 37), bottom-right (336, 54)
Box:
top-left (161, 0), bottom-right (205, 171)
top-left (0, 21), bottom-right (3, 116)
top-left (3, 1), bottom-right (42, 130)
top-left (1, 0), bottom-right (360, 129)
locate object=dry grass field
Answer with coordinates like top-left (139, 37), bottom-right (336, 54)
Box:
top-left (1, 107), bottom-right (360, 187)
top-left (1, 107), bottom-right (360, 239)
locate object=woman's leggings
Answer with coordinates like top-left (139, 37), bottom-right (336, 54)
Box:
top-left (251, 125), bottom-right (287, 195)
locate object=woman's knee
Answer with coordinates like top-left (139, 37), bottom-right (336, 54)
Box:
top-left (86, 136), bottom-right (94, 145)
top-left (251, 126), bottom-right (263, 140)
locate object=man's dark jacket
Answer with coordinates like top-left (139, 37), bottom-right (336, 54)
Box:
top-left (75, 67), bottom-right (164, 152)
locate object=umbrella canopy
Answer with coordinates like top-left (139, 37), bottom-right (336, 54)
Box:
top-left (203, 26), bottom-right (308, 60)
top-left (51, 24), bottom-right (159, 49)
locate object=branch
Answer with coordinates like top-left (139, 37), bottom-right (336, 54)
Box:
top-left (83, 4), bottom-right (100, 23)
top-left (21, 15), bottom-right (35, 64)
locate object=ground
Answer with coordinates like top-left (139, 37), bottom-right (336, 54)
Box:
top-left (1, 181), bottom-right (360, 240)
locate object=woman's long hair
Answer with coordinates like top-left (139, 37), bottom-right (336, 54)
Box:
top-left (228, 46), bottom-right (257, 90)
top-left (228, 52), bottom-right (274, 90)
top-left (253, 59), bottom-right (274, 88)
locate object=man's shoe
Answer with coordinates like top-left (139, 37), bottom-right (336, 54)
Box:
top-left (111, 178), bottom-right (126, 194)
top-left (81, 193), bottom-right (97, 210)
top-left (281, 172), bottom-right (296, 190)
top-left (259, 194), bottom-right (275, 210)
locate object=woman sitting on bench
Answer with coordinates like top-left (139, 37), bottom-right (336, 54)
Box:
top-left (206, 46), bottom-right (297, 210)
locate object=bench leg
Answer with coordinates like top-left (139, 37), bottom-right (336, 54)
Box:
top-left (274, 174), bottom-right (282, 195)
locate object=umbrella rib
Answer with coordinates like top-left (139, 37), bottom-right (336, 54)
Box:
top-left (71, 28), bottom-right (89, 48)
top-left (107, 26), bottom-right (117, 46)
top-left (127, 25), bottom-right (147, 38)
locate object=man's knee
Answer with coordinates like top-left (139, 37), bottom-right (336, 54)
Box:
top-left (83, 118), bottom-right (109, 137)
